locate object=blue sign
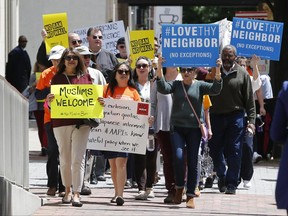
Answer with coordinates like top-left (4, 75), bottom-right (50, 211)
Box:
top-left (161, 24), bottom-right (219, 67)
top-left (231, 18), bottom-right (283, 61)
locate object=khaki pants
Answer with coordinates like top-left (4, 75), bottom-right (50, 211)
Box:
top-left (53, 125), bottom-right (90, 193)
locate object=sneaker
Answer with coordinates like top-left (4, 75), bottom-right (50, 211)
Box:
top-left (125, 179), bottom-right (132, 188)
top-left (198, 181), bottom-right (205, 190)
top-left (46, 187), bottom-right (57, 196)
top-left (243, 180), bottom-right (252, 188)
top-left (97, 175), bottom-right (106, 181)
top-left (105, 168), bottom-right (111, 175)
top-left (132, 181), bottom-right (138, 188)
top-left (205, 175), bottom-right (215, 188)
top-left (135, 190), bottom-right (147, 200)
top-left (80, 186), bottom-right (91, 195)
top-left (218, 177), bottom-right (226, 193)
top-left (225, 184), bottom-right (236, 195)
top-left (90, 178), bottom-right (98, 185)
top-left (146, 188), bottom-right (155, 198)
top-left (253, 152), bottom-right (262, 164)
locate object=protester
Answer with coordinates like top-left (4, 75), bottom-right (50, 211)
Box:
top-left (133, 56), bottom-right (158, 200)
top-left (5, 35), bottom-right (31, 93)
top-left (69, 32), bottom-right (83, 48)
top-left (235, 54), bottom-right (266, 189)
top-left (87, 27), bottom-right (119, 184)
top-left (86, 27), bottom-right (119, 82)
top-left (101, 62), bottom-right (141, 206)
top-left (36, 29), bottom-right (52, 72)
top-left (47, 48), bottom-right (93, 207)
top-left (208, 45), bottom-right (256, 195)
top-left (35, 45), bottom-right (66, 197)
top-left (270, 81), bottom-right (288, 214)
top-left (115, 37), bottom-right (127, 61)
top-left (156, 53), bottom-right (222, 208)
top-left (25, 62), bottom-right (48, 156)
top-left (74, 45), bottom-right (106, 196)
top-left (150, 66), bottom-right (182, 203)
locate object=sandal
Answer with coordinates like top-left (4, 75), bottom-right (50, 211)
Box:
top-left (62, 193), bottom-right (72, 204)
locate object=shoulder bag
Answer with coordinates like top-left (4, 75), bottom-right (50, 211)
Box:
top-left (181, 81), bottom-right (207, 139)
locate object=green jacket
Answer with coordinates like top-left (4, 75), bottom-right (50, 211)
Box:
top-left (157, 78), bottom-right (222, 128)
top-left (209, 63), bottom-right (256, 124)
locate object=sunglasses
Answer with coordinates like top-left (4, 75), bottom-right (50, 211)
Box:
top-left (83, 55), bottom-right (91, 59)
top-left (117, 69), bottom-right (130, 75)
top-left (118, 45), bottom-right (125, 49)
top-left (65, 55), bottom-right (79, 61)
top-left (180, 68), bottom-right (194, 73)
top-left (92, 35), bottom-right (103, 40)
top-left (71, 40), bottom-right (82, 45)
top-left (136, 64), bottom-right (149, 69)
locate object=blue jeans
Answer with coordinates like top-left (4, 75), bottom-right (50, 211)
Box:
top-left (170, 126), bottom-right (201, 197)
top-left (240, 131), bottom-right (254, 181)
top-left (208, 112), bottom-right (245, 188)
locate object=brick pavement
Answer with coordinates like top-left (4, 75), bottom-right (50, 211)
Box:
top-left (28, 120), bottom-right (286, 216)
top-left (29, 152), bottom-right (286, 216)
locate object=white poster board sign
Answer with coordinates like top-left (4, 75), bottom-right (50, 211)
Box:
top-left (153, 6), bottom-right (183, 53)
top-left (73, 20), bottom-right (125, 54)
top-left (87, 99), bottom-right (150, 155)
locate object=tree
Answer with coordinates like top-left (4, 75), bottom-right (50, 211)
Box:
top-left (183, 6), bottom-right (254, 24)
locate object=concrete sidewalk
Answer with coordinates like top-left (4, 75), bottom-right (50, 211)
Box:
top-left (28, 120), bottom-right (286, 216)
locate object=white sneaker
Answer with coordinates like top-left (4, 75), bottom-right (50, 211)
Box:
top-left (252, 152), bottom-right (262, 163)
top-left (243, 180), bottom-right (252, 188)
top-left (135, 190), bottom-right (147, 200)
top-left (146, 188), bottom-right (155, 198)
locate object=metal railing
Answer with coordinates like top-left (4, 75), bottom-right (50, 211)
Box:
top-left (0, 75), bottom-right (29, 189)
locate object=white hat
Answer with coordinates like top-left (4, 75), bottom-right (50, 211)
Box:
top-left (74, 46), bottom-right (92, 55)
top-left (48, 45), bottom-right (65, 60)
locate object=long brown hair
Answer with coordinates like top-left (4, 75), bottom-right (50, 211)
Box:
top-left (57, 48), bottom-right (86, 76)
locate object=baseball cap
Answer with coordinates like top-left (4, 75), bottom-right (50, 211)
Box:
top-left (73, 46), bottom-right (92, 55)
top-left (48, 45), bottom-right (65, 60)
top-left (116, 37), bottom-right (125, 46)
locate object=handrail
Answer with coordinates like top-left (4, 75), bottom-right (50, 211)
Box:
top-left (0, 75), bottom-right (29, 189)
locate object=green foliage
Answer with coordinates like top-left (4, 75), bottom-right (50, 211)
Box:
top-left (183, 6), bottom-right (255, 24)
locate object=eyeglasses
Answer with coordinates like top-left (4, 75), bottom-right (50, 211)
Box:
top-left (83, 55), bottom-right (91, 59)
top-left (136, 64), bottom-right (149, 69)
top-left (180, 68), bottom-right (194, 73)
top-left (64, 55), bottom-right (79, 61)
top-left (71, 40), bottom-right (82, 45)
top-left (92, 35), bottom-right (103, 40)
top-left (117, 69), bottom-right (130, 75)
top-left (118, 45), bottom-right (125, 49)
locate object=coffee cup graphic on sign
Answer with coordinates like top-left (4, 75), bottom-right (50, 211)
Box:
top-left (159, 14), bottom-right (179, 25)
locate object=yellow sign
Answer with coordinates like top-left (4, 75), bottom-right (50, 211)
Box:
top-left (35, 72), bottom-right (41, 81)
top-left (129, 30), bottom-right (155, 67)
top-left (43, 12), bottom-right (69, 54)
top-left (50, 84), bottom-right (103, 119)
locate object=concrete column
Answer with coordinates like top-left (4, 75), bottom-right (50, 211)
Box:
top-left (0, 0), bottom-right (19, 77)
